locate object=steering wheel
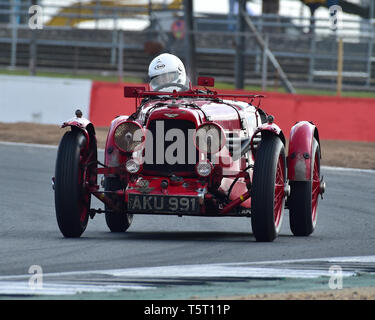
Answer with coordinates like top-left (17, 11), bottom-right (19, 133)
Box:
top-left (153, 83), bottom-right (187, 92)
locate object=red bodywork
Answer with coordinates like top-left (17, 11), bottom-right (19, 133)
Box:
top-left (287, 121), bottom-right (320, 181)
top-left (72, 81), bottom-right (321, 218)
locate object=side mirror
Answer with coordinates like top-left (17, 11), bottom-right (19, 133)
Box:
top-left (197, 77), bottom-right (215, 87)
top-left (124, 86), bottom-right (146, 98)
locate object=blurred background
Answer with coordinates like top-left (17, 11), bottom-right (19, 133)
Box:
top-left (0, 1), bottom-right (374, 167)
top-left (0, 0), bottom-right (374, 95)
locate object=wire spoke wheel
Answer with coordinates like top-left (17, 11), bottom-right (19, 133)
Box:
top-left (54, 130), bottom-right (97, 238)
top-left (104, 177), bottom-right (133, 232)
top-left (274, 154), bottom-right (286, 230)
top-left (78, 153), bottom-right (90, 224)
top-left (251, 134), bottom-right (286, 242)
top-left (311, 151), bottom-right (321, 226)
top-left (289, 138), bottom-right (321, 236)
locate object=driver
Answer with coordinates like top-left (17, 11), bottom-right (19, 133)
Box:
top-left (148, 53), bottom-right (190, 92)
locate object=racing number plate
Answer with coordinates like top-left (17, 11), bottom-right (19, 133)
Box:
top-left (128, 194), bottom-right (199, 214)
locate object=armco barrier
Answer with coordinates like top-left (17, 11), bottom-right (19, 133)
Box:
top-left (89, 82), bottom-right (375, 142)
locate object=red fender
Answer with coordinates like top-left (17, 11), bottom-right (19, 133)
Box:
top-left (287, 121), bottom-right (320, 181)
top-left (251, 122), bottom-right (286, 157)
top-left (61, 114), bottom-right (96, 152)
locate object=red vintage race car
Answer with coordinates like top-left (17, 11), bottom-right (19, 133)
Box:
top-left (53, 77), bottom-right (325, 242)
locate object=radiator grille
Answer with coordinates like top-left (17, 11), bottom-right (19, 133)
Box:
top-left (143, 119), bottom-right (198, 175)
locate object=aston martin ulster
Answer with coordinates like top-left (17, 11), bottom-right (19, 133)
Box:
top-left (53, 77), bottom-right (325, 242)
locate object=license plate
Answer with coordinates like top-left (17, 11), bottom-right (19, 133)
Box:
top-left (128, 194), bottom-right (199, 214)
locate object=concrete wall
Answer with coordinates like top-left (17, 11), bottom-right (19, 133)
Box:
top-left (0, 75), bottom-right (92, 125)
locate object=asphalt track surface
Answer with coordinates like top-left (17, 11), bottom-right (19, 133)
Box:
top-left (0, 142), bottom-right (374, 297)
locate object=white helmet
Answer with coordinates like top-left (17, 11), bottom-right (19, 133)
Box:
top-left (148, 53), bottom-right (189, 92)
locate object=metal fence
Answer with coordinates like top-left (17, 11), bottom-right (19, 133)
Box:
top-left (0, 0), bottom-right (374, 92)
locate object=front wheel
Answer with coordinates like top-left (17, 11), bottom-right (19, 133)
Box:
top-left (251, 134), bottom-right (286, 242)
top-left (104, 177), bottom-right (133, 232)
top-left (54, 129), bottom-right (96, 238)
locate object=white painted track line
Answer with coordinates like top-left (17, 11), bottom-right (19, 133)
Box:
top-left (1, 255), bottom-right (375, 295)
top-left (1, 254), bottom-right (374, 281)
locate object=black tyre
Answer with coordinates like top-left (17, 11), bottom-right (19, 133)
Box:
top-left (55, 130), bottom-right (95, 238)
top-left (251, 134), bottom-right (286, 242)
top-left (104, 177), bottom-right (133, 232)
top-left (289, 138), bottom-right (321, 236)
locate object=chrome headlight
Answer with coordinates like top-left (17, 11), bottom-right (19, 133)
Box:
top-left (195, 161), bottom-right (213, 177)
top-left (125, 158), bottom-right (141, 174)
top-left (195, 122), bottom-right (225, 154)
top-left (114, 121), bottom-right (145, 153)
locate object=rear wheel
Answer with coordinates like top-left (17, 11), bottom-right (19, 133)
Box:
top-left (55, 130), bottom-right (96, 238)
top-left (251, 134), bottom-right (286, 242)
top-left (104, 177), bottom-right (133, 232)
top-left (289, 138), bottom-right (321, 236)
